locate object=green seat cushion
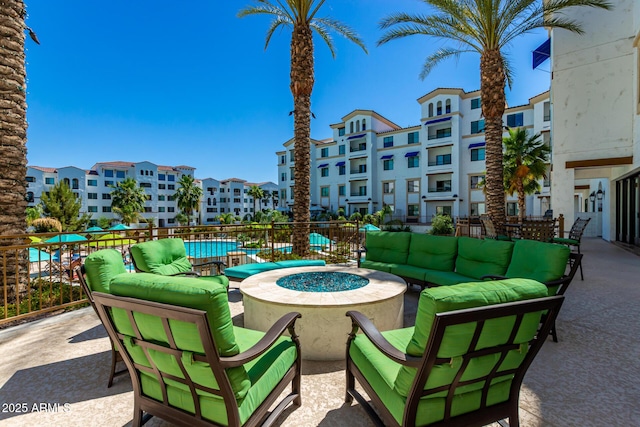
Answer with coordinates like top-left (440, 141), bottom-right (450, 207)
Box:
top-left (130, 238), bottom-right (193, 275)
top-left (424, 270), bottom-right (481, 287)
top-left (198, 274), bottom-right (230, 288)
top-left (84, 249), bottom-right (127, 293)
top-left (360, 260), bottom-right (393, 273)
top-left (390, 264), bottom-right (428, 282)
top-left (364, 232), bottom-right (411, 264)
top-left (406, 234), bottom-right (458, 271)
top-left (455, 237), bottom-right (514, 280)
top-left (552, 237), bottom-right (579, 245)
top-left (137, 326), bottom-right (297, 426)
top-left (506, 240), bottom-right (570, 285)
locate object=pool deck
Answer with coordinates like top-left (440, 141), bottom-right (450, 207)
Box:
top-left (1, 238), bottom-right (639, 426)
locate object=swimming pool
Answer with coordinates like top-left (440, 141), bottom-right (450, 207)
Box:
top-left (185, 241), bottom-right (242, 258)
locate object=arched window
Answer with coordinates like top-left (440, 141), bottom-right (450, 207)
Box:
top-left (445, 99), bottom-right (451, 114)
top-left (362, 119), bottom-right (366, 130)
top-left (350, 121), bottom-right (354, 133)
top-left (63, 178), bottom-right (70, 187)
top-left (437, 101), bottom-right (443, 115)
top-left (208, 198), bottom-right (211, 206)
top-left (428, 103), bottom-right (434, 117)
top-left (356, 120), bottom-right (360, 132)
top-left (72, 178), bottom-right (79, 189)
top-left (150, 171), bottom-right (153, 176)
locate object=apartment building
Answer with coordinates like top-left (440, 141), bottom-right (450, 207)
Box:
top-left (26, 161), bottom-right (277, 227)
top-left (277, 88), bottom-right (551, 223)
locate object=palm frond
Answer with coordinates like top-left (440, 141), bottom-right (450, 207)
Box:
top-left (309, 21), bottom-right (336, 58)
top-left (544, 0), bottom-right (613, 14)
top-left (264, 16), bottom-right (293, 49)
top-left (314, 17), bottom-right (367, 54)
top-left (419, 47), bottom-right (469, 80)
top-left (502, 53), bottom-right (515, 89)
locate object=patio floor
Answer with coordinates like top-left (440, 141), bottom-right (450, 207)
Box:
top-left (1, 238), bottom-right (639, 426)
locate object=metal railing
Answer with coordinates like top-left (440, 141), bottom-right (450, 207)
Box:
top-left (0, 221), bottom-right (362, 325)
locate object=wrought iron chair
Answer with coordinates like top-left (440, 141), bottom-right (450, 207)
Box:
top-left (519, 219), bottom-right (556, 242)
top-left (480, 215), bottom-right (511, 241)
top-left (552, 217), bottom-right (591, 280)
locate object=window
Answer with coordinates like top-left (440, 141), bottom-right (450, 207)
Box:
top-left (338, 127), bottom-right (345, 136)
top-left (168, 175), bottom-right (175, 182)
top-left (383, 182), bottom-right (394, 194)
top-left (506, 112), bottom-right (524, 128)
top-left (280, 189), bottom-right (286, 200)
top-left (168, 207), bottom-right (175, 213)
top-left (140, 182), bottom-right (152, 188)
top-left (158, 195), bottom-right (165, 201)
top-left (339, 145), bottom-right (345, 155)
top-left (168, 218), bottom-right (176, 224)
top-left (220, 188), bottom-right (225, 192)
top-left (428, 103), bottom-right (434, 117)
top-left (102, 193), bottom-right (111, 200)
top-left (408, 204), bottom-right (419, 217)
top-left (407, 180), bottom-right (420, 193)
top-left (445, 99), bottom-right (451, 114)
top-left (88, 192), bottom-right (98, 199)
top-left (471, 119), bottom-right (485, 134)
top-left (72, 178), bottom-right (79, 189)
top-left (290, 150), bottom-right (295, 161)
top-left (434, 154), bottom-right (451, 165)
top-left (45, 177), bottom-right (55, 185)
top-left (435, 128), bottom-right (451, 139)
top-left (471, 148), bottom-right (485, 161)
top-left (407, 156), bottom-right (419, 168)
top-left (338, 165), bottom-right (345, 175)
top-left (408, 131), bottom-right (419, 144)
top-left (158, 183), bottom-right (166, 190)
top-left (436, 206), bottom-right (452, 216)
top-left (144, 207), bottom-right (152, 213)
top-left (26, 191), bottom-right (34, 202)
top-left (470, 175), bottom-right (484, 189)
top-left (358, 164), bottom-right (367, 174)
top-left (63, 178), bottom-right (70, 187)
top-left (279, 155), bottom-right (286, 165)
top-left (220, 197), bottom-right (226, 203)
top-left (88, 206), bottom-right (97, 213)
top-left (158, 173), bottom-right (166, 181)
top-left (88, 179), bottom-right (97, 186)
top-left (104, 170), bottom-right (114, 177)
top-left (168, 195), bottom-right (175, 201)
top-left (356, 120), bottom-right (360, 132)
top-left (234, 198), bottom-right (241, 203)
top-left (321, 187), bottom-right (329, 197)
top-left (470, 202), bottom-right (486, 216)
top-left (506, 202), bottom-right (518, 216)
top-left (383, 136), bottom-right (393, 148)
top-left (104, 180), bottom-right (114, 187)
top-left (116, 170), bottom-right (125, 179)
top-left (146, 194), bottom-right (152, 201)
top-left (321, 167), bottom-right (329, 177)
top-left (358, 186), bottom-right (367, 196)
top-left (471, 97), bottom-right (481, 109)
top-left (543, 102), bottom-right (550, 121)
top-left (159, 207), bottom-right (166, 212)
top-left (102, 206), bottom-right (112, 212)
top-left (281, 172), bottom-right (287, 181)
top-left (140, 170), bottom-right (144, 175)
top-left (168, 184), bottom-right (175, 190)
top-left (321, 147), bottom-right (329, 158)
top-left (383, 159), bottom-right (394, 170)
top-left (26, 176), bottom-right (35, 182)
top-left (435, 180), bottom-right (452, 192)
top-left (436, 101), bottom-right (442, 116)
top-left (362, 119), bottom-right (366, 130)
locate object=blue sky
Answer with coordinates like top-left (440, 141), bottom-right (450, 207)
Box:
top-left (25, 0), bottom-right (551, 183)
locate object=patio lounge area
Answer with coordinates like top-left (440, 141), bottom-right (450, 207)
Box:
top-left (1, 238), bottom-right (639, 426)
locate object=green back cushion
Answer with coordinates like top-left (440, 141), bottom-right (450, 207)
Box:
top-left (394, 279), bottom-right (548, 397)
top-left (365, 232), bottom-right (411, 264)
top-left (455, 237), bottom-right (514, 279)
top-left (406, 234), bottom-right (458, 271)
top-left (506, 240), bottom-right (570, 284)
top-left (84, 249), bottom-right (127, 293)
top-left (130, 238), bottom-right (193, 275)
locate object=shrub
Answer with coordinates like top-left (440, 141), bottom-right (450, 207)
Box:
top-left (32, 217), bottom-right (63, 233)
top-left (429, 214), bottom-right (454, 235)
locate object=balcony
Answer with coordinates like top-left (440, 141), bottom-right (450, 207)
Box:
top-left (428, 186), bottom-right (452, 193)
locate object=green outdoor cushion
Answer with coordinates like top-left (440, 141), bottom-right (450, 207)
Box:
top-left (406, 234), bottom-right (458, 271)
top-left (455, 237), bottom-right (514, 280)
top-left (198, 275), bottom-right (230, 288)
top-left (138, 326), bottom-right (297, 425)
top-left (390, 264), bottom-right (429, 282)
top-left (364, 232), bottom-right (412, 265)
top-left (360, 260), bottom-right (393, 273)
top-left (424, 270), bottom-right (481, 287)
top-left (552, 237), bottom-right (579, 245)
top-left (130, 238), bottom-right (193, 275)
top-left (83, 249), bottom-right (127, 293)
top-left (506, 240), bottom-right (570, 285)
top-left (108, 273), bottom-right (249, 399)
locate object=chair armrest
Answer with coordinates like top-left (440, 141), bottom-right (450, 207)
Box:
top-left (346, 311), bottom-right (421, 368)
top-left (220, 312), bottom-right (301, 367)
top-left (481, 274), bottom-right (508, 280)
top-left (169, 271), bottom-right (201, 277)
top-left (353, 248), bottom-right (366, 268)
top-left (193, 260), bottom-right (227, 268)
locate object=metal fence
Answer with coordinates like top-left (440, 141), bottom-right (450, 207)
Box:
top-left (0, 221), bottom-right (362, 326)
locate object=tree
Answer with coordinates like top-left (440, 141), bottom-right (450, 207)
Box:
top-left (503, 127), bottom-right (550, 222)
top-left (26, 206), bottom-right (41, 225)
top-left (239, 0), bottom-right (367, 256)
top-left (175, 174), bottom-right (203, 226)
top-left (110, 177), bottom-right (147, 226)
top-left (379, 0), bottom-right (611, 231)
top-left (247, 185), bottom-right (265, 219)
top-left (41, 181), bottom-right (91, 231)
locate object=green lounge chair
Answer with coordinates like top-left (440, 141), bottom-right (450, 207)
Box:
top-left (345, 279), bottom-right (563, 427)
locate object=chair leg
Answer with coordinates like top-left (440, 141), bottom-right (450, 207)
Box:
top-left (107, 345), bottom-right (117, 388)
top-left (551, 320), bottom-right (558, 343)
top-left (577, 245), bottom-right (584, 280)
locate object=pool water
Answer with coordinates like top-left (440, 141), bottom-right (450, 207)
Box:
top-left (185, 241), bottom-right (241, 258)
top-left (276, 272), bottom-right (369, 292)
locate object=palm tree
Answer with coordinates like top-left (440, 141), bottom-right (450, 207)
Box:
top-left (239, 0), bottom-right (367, 256)
top-left (110, 177), bottom-right (147, 225)
top-left (175, 174), bottom-right (203, 226)
top-left (247, 185), bottom-right (265, 219)
top-left (503, 127), bottom-right (550, 223)
top-left (379, 0), bottom-right (611, 231)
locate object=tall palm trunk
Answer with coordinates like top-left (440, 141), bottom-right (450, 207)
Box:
top-left (290, 24), bottom-right (313, 257)
top-left (0, 0), bottom-right (29, 293)
top-left (516, 180), bottom-right (526, 223)
top-left (480, 49), bottom-right (506, 232)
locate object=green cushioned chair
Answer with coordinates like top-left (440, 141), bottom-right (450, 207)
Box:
top-left (130, 238), bottom-right (229, 289)
top-left (345, 279), bottom-right (564, 427)
top-left (91, 272), bottom-right (302, 427)
top-left (77, 249), bottom-right (130, 387)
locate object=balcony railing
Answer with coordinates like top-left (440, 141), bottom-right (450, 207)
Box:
top-left (350, 144), bottom-right (366, 152)
top-left (428, 161), bottom-right (452, 167)
top-left (428, 187), bottom-right (452, 193)
top-left (428, 130), bottom-right (452, 140)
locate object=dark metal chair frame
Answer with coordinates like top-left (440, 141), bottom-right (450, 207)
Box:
top-left (555, 217), bottom-right (591, 280)
top-left (346, 295), bottom-right (564, 427)
top-left (92, 292), bottom-right (302, 427)
top-left (75, 265), bottom-right (129, 388)
top-left (519, 219), bottom-right (557, 242)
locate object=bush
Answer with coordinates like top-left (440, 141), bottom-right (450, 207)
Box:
top-left (32, 217), bottom-right (63, 233)
top-left (429, 214), bottom-right (454, 235)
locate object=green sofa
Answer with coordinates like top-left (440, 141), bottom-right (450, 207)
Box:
top-left (359, 232), bottom-right (581, 295)
top-left (84, 249), bottom-right (302, 426)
